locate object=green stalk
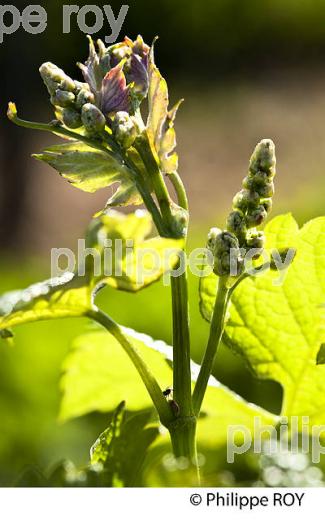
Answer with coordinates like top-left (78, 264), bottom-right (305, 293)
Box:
top-left (171, 254), bottom-right (193, 418)
top-left (134, 135), bottom-right (175, 235)
top-left (88, 308), bottom-right (174, 428)
top-left (168, 415), bottom-right (200, 484)
top-left (168, 416), bottom-right (197, 458)
top-left (7, 103), bottom-right (111, 155)
top-left (169, 172), bottom-right (189, 211)
top-left (133, 136), bottom-right (198, 469)
top-left (123, 151), bottom-right (167, 237)
top-left (192, 278), bottom-right (229, 416)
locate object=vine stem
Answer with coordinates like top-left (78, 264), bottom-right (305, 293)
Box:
top-left (170, 259), bottom-right (200, 482)
top-left (134, 134), bottom-right (198, 473)
top-left (7, 103), bottom-right (111, 155)
top-left (192, 278), bottom-right (230, 416)
top-left (169, 172), bottom-right (189, 211)
top-left (88, 307), bottom-right (174, 428)
top-left (134, 135), bottom-right (175, 235)
top-left (171, 254), bottom-right (193, 418)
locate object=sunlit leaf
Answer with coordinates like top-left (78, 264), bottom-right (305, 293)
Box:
top-left (33, 141), bottom-right (136, 195)
top-left (87, 209), bottom-right (183, 292)
top-left (147, 47), bottom-right (181, 174)
top-left (60, 327), bottom-right (277, 449)
top-left (59, 328), bottom-right (173, 420)
top-left (222, 215), bottom-right (325, 429)
top-left (90, 401), bottom-right (126, 465)
top-left (197, 380), bottom-right (276, 450)
top-left (0, 273), bottom-right (92, 331)
top-left (0, 211), bottom-right (182, 335)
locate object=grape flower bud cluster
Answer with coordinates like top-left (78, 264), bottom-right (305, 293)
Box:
top-left (39, 35), bottom-right (149, 147)
top-left (207, 139), bottom-right (276, 277)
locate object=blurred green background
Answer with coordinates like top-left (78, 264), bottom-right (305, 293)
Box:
top-left (0, 0), bottom-right (325, 485)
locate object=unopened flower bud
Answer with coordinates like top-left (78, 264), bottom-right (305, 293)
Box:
top-left (51, 89), bottom-right (75, 108)
top-left (112, 111), bottom-right (137, 149)
top-left (62, 108), bottom-right (82, 129)
top-left (243, 173), bottom-right (274, 198)
top-left (214, 253), bottom-right (231, 277)
top-left (207, 229), bottom-right (238, 256)
top-left (246, 205), bottom-right (268, 228)
top-left (207, 227), bottom-right (222, 251)
top-left (170, 205), bottom-right (189, 238)
top-left (227, 210), bottom-right (247, 242)
top-left (207, 228), bottom-right (242, 276)
top-left (81, 103), bottom-right (106, 133)
top-left (233, 189), bottom-right (259, 212)
top-left (74, 80), bottom-right (87, 92)
top-left (249, 139), bottom-right (276, 175)
top-left (256, 180), bottom-right (274, 199)
top-left (215, 251), bottom-right (243, 277)
top-left (76, 89), bottom-right (95, 109)
top-left (39, 62), bottom-right (75, 96)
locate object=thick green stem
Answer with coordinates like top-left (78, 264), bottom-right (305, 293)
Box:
top-left (192, 278), bottom-right (229, 416)
top-left (135, 181), bottom-right (165, 234)
top-left (123, 151), bottom-right (167, 236)
top-left (171, 255), bottom-right (193, 418)
top-left (168, 416), bottom-right (200, 484)
top-left (88, 308), bottom-right (173, 428)
top-left (169, 417), bottom-right (196, 457)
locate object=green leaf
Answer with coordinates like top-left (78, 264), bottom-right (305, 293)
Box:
top-left (33, 141), bottom-right (138, 199)
top-left (0, 211), bottom-right (182, 334)
top-left (90, 402), bottom-right (159, 486)
top-left (90, 401), bottom-right (126, 465)
top-left (8, 102), bottom-right (135, 202)
top-left (317, 344), bottom-right (325, 365)
top-left (147, 47), bottom-right (181, 174)
top-left (59, 327), bottom-right (173, 420)
top-left (60, 327), bottom-right (277, 448)
top-left (87, 209), bottom-right (183, 292)
top-left (222, 215), bottom-right (325, 428)
top-left (0, 273), bottom-right (92, 331)
top-left (195, 381), bottom-right (276, 450)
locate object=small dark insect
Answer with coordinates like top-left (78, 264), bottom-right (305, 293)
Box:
top-left (163, 387), bottom-right (173, 398)
top-left (163, 388), bottom-right (179, 416)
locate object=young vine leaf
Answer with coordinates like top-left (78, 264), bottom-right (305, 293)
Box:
top-left (60, 327), bottom-right (277, 449)
top-left (33, 141), bottom-right (140, 202)
top-left (147, 43), bottom-right (182, 175)
top-left (0, 211), bottom-right (183, 333)
top-left (201, 213), bottom-right (325, 431)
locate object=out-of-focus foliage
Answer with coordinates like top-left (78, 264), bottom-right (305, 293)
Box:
top-left (59, 327), bottom-right (276, 449)
top-left (0, 211), bottom-right (182, 337)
